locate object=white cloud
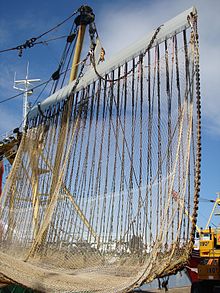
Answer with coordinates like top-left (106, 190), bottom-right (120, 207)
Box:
top-left (95, 0), bottom-right (220, 137)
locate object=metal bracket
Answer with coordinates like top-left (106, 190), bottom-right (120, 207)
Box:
top-left (74, 5), bottom-right (95, 26)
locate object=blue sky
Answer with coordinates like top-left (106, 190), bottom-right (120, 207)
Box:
top-left (0, 0), bottom-right (220, 228)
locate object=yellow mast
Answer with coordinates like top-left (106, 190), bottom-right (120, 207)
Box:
top-left (69, 25), bottom-right (86, 82)
top-left (69, 6), bottom-right (94, 83)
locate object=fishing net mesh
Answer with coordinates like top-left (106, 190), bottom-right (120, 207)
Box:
top-left (0, 13), bottom-right (201, 293)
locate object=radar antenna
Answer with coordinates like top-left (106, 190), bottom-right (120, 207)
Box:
top-left (13, 62), bottom-right (40, 129)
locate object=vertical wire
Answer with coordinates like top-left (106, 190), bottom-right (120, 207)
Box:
top-left (56, 97), bottom-right (79, 250)
top-left (93, 79), bottom-right (104, 238)
top-left (88, 79), bottom-right (101, 242)
top-left (21, 125), bottom-right (43, 245)
top-left (138, 54), bottom-right (143, 242)
top-left (124, 59), bottom-right (134, 246)
top-left (41, 94), bottom-right (79, 255)
top-left (104, 72), bottom-right (116, 250)
top-left (117, 63), bottom-right (127, 247)
top-left (64, 93), bottom-right (81, 245)
top-left (70, 91), bottom-right (87, 239)
top-left (146, 49), bottom-right (151, 245)
top-left (47, 96), bottom-right (74, 246)
top-left (170, 37), bottom-right (175, 244)
top-left (77, 85), bottom-right (94, 239)
top-left (63, 93), bottom-right (85, 244)
top-left (174, 34), bottom-right (182, 242)
top-left (127, 58), bottom-right (135, 245)
top-left (183, 29), bottom-right (191, 239)
top-left (86, 82), bottom-right (101, 243)
top-left (36, 109), bottom-right (66, 252)
top-left (72, 86), bottom-right (92, 240)
top-left (91, 80), bottom-right (107, 249)
top-left (72, 90), bottom-right (86, 196)
top-left (98, 75), bottom-right (108, 249)
top-left (46, 112), bottom-right (65, 245)
top-left (15, 152), bottom-right (29, 242)
top-left (71, 89), bottom-right (91, 240)
top-left (36, 126), bottom-right (51, 240)
top-left (156, 44), bottom-right (162, 238)
top-left (165, 39), bottom-right (171, 247)
top-left (150, 47), bottom-right (157, 244)
top-left (108, 67), bottom-right (120, 245)
top-left (102, 71), bottom-right (114, 247)
top-left (19, 153), bottom-right (33, 248)
top-left (67, 93), bottom-right (80, 193)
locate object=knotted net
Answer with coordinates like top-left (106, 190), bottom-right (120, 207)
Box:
top-left (0, 8), bottom-right (201, 293)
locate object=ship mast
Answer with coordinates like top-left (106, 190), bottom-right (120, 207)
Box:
top-left (69, 6), bottom-right (94, 83)
top-left (13, 62), bottom-right (40, 129)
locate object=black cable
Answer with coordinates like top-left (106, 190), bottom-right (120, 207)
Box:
top-left (0, 35), bottom-right (73, 55)
top-left (199, 197), bottom-right (215, 203)
top-left (34, 35), bottom-right (68, 46)
top-left (36, 9), bottom-right (79, 39)
top-left (0, 9), bottom-right (79, 55)
top-left (31, 81), bottom-right (51, 108)
top-left (59, 28), bottom-right (78, 89)
top-left (0, 47), bottom-right (16, 54)
top-left (50, 25), bottom-right (78, 94)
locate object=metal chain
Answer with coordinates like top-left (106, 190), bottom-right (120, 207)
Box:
top-left (158, 11), bottom-right (202, 279)
top-left (90, 25), bottom-right (163, 82)
top-left (189, 13), bottom-right (202, 247)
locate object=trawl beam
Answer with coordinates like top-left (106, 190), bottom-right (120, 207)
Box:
top-left (28, 6), bottom-right (196, 120)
